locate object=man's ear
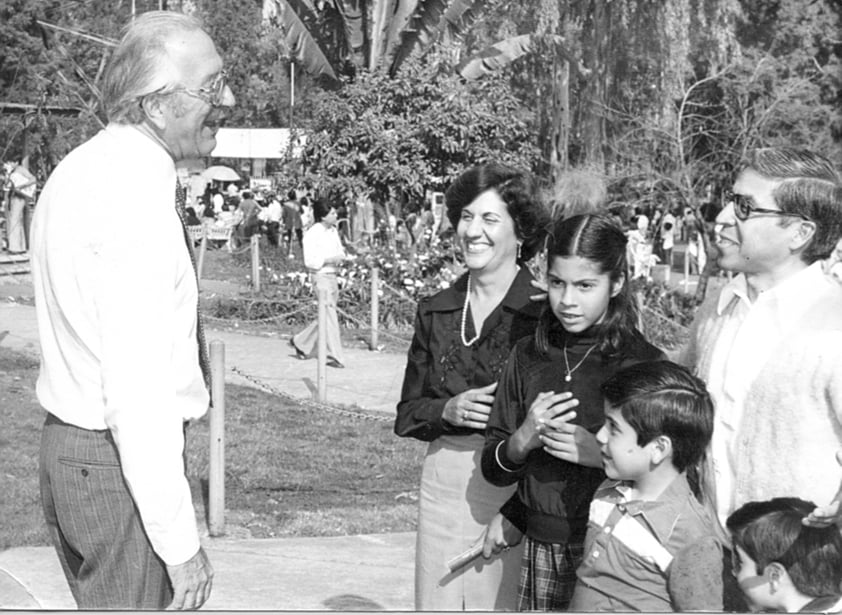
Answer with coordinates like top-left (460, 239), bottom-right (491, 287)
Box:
top-left (789, 219), bottom-right (816, 253)
top-left (648, 434), bottom-right (672, 465)
top-left (765, 562), bottom-right (786, 594)
top-left (139, 95), bottom-right (168, 130)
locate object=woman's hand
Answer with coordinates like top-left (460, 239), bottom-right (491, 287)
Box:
top-left (481, 513), bottom-right (523, 559)
top-left (539, 416), bottom-right (603, 468)
top-left (529, 278), bottom-right (548, 302)
top-left (508, 391), bottom-right (578, 463)
top-left (443, 382), bottom-right (497, 430)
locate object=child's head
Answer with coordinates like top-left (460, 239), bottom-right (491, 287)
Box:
top-left (538, 214), bottom-right (637, 355)
top-left (726, 498), bottom-right (842, 612)
top-left (596, 361), bottom-right (713, 481)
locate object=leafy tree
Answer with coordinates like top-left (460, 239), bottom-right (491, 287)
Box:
top-left (297, 55), bottom-right (539, 214)
top-left (198, 0), bottom-right (303, 129)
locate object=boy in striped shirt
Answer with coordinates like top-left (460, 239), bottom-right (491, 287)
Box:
top-left (570, 361), bottom-right (723, 611)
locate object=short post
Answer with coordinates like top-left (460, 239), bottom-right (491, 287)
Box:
top-left (683, 246), bottom-right (690, 293)
top-left (197, 229), bottom-right (208, 283)
top-left (250, 234), bottom-right (260, 292)
top-left (370, 266), bottom-right (379, 350)
top-left (316, 287), bottom-right (327, 402)
top-left (208, 340), bottom-right (225, 536)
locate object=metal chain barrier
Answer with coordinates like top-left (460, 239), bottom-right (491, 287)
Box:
top-left (334, 305), bottom-right (414, 344)
top-left (230, 366), bottom-right (393, 423)
top-left (204, 301), bottom-right (313, 324)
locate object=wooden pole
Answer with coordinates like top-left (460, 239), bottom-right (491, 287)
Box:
top-left (683, 244), bottom-right (690, 294)
top-left (197, 227), bottom-right (208, 283)
top-left (316, 286), bottom-right (327, 402)
top-left (208, 340), bottom-right (225, 536)
top-left (250, 234), bottom-right (260, 292)
top-left (370, 266), bottom-right (379, 350)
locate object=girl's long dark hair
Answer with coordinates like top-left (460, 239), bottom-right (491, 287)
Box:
top-left (536, 214), bottom-right (640, 358)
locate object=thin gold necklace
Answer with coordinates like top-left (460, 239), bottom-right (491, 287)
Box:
top-left (460, 275), bottom-right (481, 346)
top-left (563, 341), bottom-right (597, 382)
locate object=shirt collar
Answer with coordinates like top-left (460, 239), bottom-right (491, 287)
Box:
top-left (105, 122), bottom-right (175, 172)
top-left (716, 262), bottom-right (828, 319)
top-left (427, 267), bottom-right (540, 316)
top-left (614, 473), bottom-right (696, 544)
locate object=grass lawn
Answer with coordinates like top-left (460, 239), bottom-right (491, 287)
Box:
top-left (0, 345), bottom-right (425, 548)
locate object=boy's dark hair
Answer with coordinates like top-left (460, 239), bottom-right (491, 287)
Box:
top-left (537, 213), bottom-right (638, 358)
top-left (726, 498), bottom-right (842, 598)
top-left (600, 360), bottom-right (713, 473)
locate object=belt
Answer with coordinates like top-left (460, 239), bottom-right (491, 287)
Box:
top-left (44, 412), bottom-right (108, 433)
top-left (45, 412), bottom-right (190, 432)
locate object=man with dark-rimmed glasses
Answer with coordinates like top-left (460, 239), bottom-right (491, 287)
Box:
top-left (681, 148), bottom-right (842, 608)
top-left (31, 11), bottom-right (234, 610)
top-left (681, 147), bottom-right (842, 528)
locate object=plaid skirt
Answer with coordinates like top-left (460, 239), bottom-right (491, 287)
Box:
top-left (518, 536), bottom-right (585, 611)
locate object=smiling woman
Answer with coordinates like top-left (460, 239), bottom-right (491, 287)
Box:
top-left (394, 163), bottom-right (549, 610)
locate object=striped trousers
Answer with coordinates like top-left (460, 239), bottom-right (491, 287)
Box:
top-left (39, 413), bottom-right (172, 609)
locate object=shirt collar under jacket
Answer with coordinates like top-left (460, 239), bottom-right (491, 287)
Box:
top-left (716, 261), bottom-right (830, 321)
top-left (426, 267), bottom-right (541, 319)
top-left (608, 473), bottom-right (698, 546)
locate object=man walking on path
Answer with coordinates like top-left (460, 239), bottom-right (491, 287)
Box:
top-left (30, 11), bottom-right (234, 609)
top-left (680, 148), bottom-right (842, 529)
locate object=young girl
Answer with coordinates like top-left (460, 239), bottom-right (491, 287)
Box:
top-left (480, 213), bottom-right (665, 610)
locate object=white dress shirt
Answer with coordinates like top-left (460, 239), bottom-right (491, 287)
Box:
top-left (261, 198), bottom-right (283, 223)
top-left (303, 222), bottom-right (345, 273)
top-left (30, 123), bottom-right (208, 565)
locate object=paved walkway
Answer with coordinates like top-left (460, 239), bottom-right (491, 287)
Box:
top-left (0, 276), bottom-right (417, 610)
top-left (0, 278), bottom-right (407, 414)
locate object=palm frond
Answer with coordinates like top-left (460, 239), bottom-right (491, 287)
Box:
top-left (265, 0), bottom-right (339, 81)
top-left (458, 34), bottom-right (591, 80)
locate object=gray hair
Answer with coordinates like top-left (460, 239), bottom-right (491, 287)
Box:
top-left (746, 148), bottom-right (842, 264)
top-left (101, 11), bottom-right (205, 123)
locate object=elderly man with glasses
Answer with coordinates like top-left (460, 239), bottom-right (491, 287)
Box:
top-left (681, 148), bottom-right (842, 534)
top-left (30, 11), bottom-right (234, 610)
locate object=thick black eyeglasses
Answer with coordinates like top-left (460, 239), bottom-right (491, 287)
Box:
top-left (174, 70), bottom-right (229, 107)
top-left (725, 191), bottom-right (809, 222)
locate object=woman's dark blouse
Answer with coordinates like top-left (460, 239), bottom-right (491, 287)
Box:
top-left (395, 269), bottom-right (543, 442)
top-left (481, 322), bottom-right (665, 544)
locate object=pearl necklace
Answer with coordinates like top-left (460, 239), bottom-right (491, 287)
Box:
top-left (563, 341), bottom-right (597, 382)
top-left (460, 275), bottom-right (481, 346)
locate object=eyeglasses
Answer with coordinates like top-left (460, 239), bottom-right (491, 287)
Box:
top-left (726, 191), bottom-right (809, 222)
top-left (173, 70), bottom-right (229, 107)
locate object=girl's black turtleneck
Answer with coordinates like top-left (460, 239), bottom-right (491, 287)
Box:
top-left (481, 321), bottom-right (664, 545)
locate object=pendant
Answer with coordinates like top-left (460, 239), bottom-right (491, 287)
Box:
top-left (564, 374), bottom-right (572, 382)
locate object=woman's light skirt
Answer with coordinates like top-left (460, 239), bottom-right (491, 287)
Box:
top-left (415, 433), bottom-right (523, 611)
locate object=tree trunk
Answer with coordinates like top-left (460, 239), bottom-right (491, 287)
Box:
top-left (551, 59), bottom-right (570, 182)
top-left (579, 0), bottom-right (608, 168)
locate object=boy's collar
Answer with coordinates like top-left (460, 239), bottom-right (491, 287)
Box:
top-left (612, 473), bottom-right (697, 544)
